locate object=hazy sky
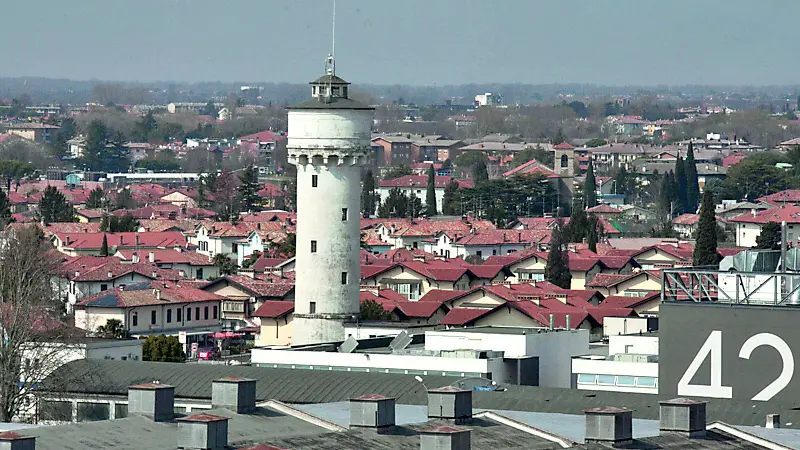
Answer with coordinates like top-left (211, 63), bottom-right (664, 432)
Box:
top-left (2, 0), bottom-right (797, 86)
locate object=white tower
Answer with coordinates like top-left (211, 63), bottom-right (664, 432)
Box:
top-left (287, 58), bottom-right (374, 345)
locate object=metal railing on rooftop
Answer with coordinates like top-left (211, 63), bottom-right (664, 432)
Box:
top-left (661, 268), bottom-right (800, 306)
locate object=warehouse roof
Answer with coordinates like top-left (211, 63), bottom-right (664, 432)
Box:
top-left (44, 360), bottom-right (800, 428)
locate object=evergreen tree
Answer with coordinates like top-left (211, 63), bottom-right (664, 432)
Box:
top-left (113, 188), bottom-right (137, 210)
top-left (567, 204), bottom-right (589, 243)
top-left (685, 142), bottom-right (700, 212)
top-left (425, 165), bottom-right (438, 216)
top-left (100, 234), bottom-right (109, 257)
top-left (53, 117), bottom-right (76, 159)
top-left (133, 110), bottom-right (158, 142)
top-left (378, 188), bottom-right (408, 218)
top-left (360, 299), bottom-right (393, 320)
top-left (755, 221), bottom-right (782, 250)
top-left (674, 156), bottom-right (688, 214)
top-left (658, 171), bottom-right (678, 218)
top-left (545, 220), bottom-right (572, 289)
top-left (38, 186), bottom-right (75, 224)
top-left (692, 189), bottom-right (719, 267)
top-left (442, 179), bottom-right (460, 215)
top-left (587, 214), bottom-right (602, 253)
top-left (361, 170), bottom-right (377, 217)
top-left (0, 190), bottom-right (10, 226)
top-left (237, 165), bottom-right (261, 213)
top-left (408, 192), bottom-right (423, 219)
top-left (83, 119), bottom-right (108, 170)
top-left (86, 187), bottom-right (105, 209)
top-left (473, 159), bottom-right (489, 184)
top-left (584, 158), bottom-right (597, 208)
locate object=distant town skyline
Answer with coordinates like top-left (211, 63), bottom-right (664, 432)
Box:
top-left (1, 0), bottom-right (797, 86)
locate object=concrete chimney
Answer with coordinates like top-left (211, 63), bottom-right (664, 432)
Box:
top-left (427, 387), bottom-right (472, 423)
top-left (128, 383), bottom-right (174, 421)
top-left (0, 432), bottom-right (35, 450)
top-left (211, 377), bottom-right (256, 414)
top-left (584, 406), bottom-right (633, 446)
top-left (107, 271), bottom-right (114, 279)
top-left (177, 414), bottom-right (229, 450)
top-left (549, 314), bottom-right (554, 330)
top-left (131, 252), bottom-right (140, 264)
top-left (349, 394), bottom-right (396, 428)
top-left (659, 398), bottom-right (706, 438)
top-left (148, 251), bottom-right (155, 263)
top-left (766, 413), bottom-right (781, 429)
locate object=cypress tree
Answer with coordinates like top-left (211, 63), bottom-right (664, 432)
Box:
top-left (361, 170), bottom-right (377, 217)
top-left (425, 165), bottom-right (438, 216)
top-left (674, 156), bottom-right (688, 214)
top-left (692, 189), bottom-right (719, 267)
top-left (0, 190), bottom-right (10, 226)
top-left (100, 234), bottom-right (109, 257)
top-left (567, 204), bottom-right (589, 243)
top-left (442, 180), bottom-right (460, 215)
top-left (585, 158), bottom-right (597, 208)
top-left (587, 213), bottom-right (601, 253)
top-left (685, 142), bottom-right (700, 212)
top-left (237, 165), bottom-right (261, 213)
top-left (39, 186), bottom-right (75, 224)
top-left (473, 160), bottom-right (489, 184)
top-left (545, 220), bottom-right (572, 289)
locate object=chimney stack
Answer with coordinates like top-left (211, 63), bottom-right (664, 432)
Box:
top-left (420, 426), bottom-right (471, 450)
top-left (211, 377), bottom-right (256, 414)
top-left (659, 398), bottom-right (706, 438)
top-left (584, 406), bottom-right (633, 446)
top-left (766, 414), bottom-right (781, 429)
top-left (127, 383), bottom-right (174, 421)
top-left (132, 252), bottom-right (140, 264)
top-left (149, 251), bottom-right (155, 263)
top-left (177, 414), bottom-right (229, 450)
top-left (0, 432), bottom-right (35, 450)
top-left (349, 394), bottom-right (395, 429)
top-left (427, 387), bottom-right (472, 423)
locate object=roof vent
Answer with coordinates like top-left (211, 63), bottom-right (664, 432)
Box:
top-left (659, 398), bottom-right (706, 438)
top-left (177, 414), bottom-right (229, 450)
top-left (0, 432), bottom-right (35, 450)
top-left (212, 377), bottom-right (256, 414)
top-left (584, 406), bottom-right (633, 446)
top-left (127, 383), bottom-right (174, 422)
top-left (420, 426), bottom-right (471, 450)
top-left (349, 394), bottom-right (396, 428)
top-left (427, 386), bottom-right (472, 423)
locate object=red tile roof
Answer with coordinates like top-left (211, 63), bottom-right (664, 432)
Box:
top-left (672, 213), bottom-right (699, 226)
top-left (553, 142), bottom-right (575, 150)
top-left (55, 231), bottom-right (186, 250)
top-left (206, 275), bottom-right (294, 299)
top-left (379, 175), bottom-right (473, 189)
top-left (440, 307), bottom-right (495, 325)
top-left (71, 259), bottom-right (186, 282)
top-left (502, 159), bottom-right (559, 178)
top-left (77, 281), bottom-right (225, 308)
top-left (586, 204), bottom-right (623, 215)
top-left (252, 301), bottom-right (294, 318)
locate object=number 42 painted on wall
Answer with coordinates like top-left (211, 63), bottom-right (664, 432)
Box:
top-left (678, 330), bottom-right (794, 401)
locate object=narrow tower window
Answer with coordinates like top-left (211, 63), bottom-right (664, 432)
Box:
top-left (341, 272), bottom-right (348, 285)
top-left (311, 240), bottom-right (317, 253)
top-left (309, 302), bottom-right (316, 314)
top-left (312, 175), bottom-right (318, 187)
top-left (341, 208), bottom-right (348, 221)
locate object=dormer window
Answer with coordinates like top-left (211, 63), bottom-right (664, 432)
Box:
top-left (318, 86), bottom-right (327, 96)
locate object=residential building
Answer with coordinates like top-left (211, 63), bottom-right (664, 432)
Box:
top-left (6, 122), bottom-right (59, 144)
top-left (371, 135), bottom-right (414, 166)
top-left (51, 231), bottom-right (187, 257)
top-left (586, 272), bottom-right (662, 303)
top-left (202, 274), bottom-right (295, 329)
top-left (115, 249), bottom-right (218, 280)
top-left (729, 206), bottom-right (800, 247)
top-left (252, 301), bottom-right (295, 347)
top-left (74, 281), bottom-right (224, 338)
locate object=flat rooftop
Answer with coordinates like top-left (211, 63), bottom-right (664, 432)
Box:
top-left (438, 326), bottom-right (560, 335)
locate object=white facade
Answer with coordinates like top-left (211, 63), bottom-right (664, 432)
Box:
top-left (75, 301), bottom-right (222, 337)
top-left (68, 272), bottom-right (156, 311)
top-left (572, 333), bottom-right (659, 394)
top-left (378, 185), bottom-right (447, 214)
top-left (734, 221), bottom-right (800, 248)
top-left (343, 323), bottom-right (439, 339)
top-left (288, 74), bottom-right (373, 345)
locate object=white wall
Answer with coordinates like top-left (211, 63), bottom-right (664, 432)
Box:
top-left (608, 334), bottom-right (659, 356)
top-left (251, 348), bottom-right (493, 377)
top-left (571, 356), bottom-right (658, 394)
top-left (603, 317), bottom-right (652, 338)
top-left (343, 323), bottom-right (438, 339)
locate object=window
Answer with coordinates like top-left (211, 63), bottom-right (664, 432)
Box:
top-left (342, 86), bottom-right (348, 97)
top-left (341, 272), bottom-right (348, 285)
top-left (312, 175), bottom-right (318, 187)
top-left (476, 251), bottom-right (482, 258)
top-left (577, 374), bottom-right (597, 385)
top-left (213, 305), bottom-right (218, 319)
top-left (309, 302), bottom-right (316, 314)
top-left (617, 376), bottom-right (636, 387)
top-left (196, 268), bottom-right (203, 280)
top-left (597, 375), bottom-right (616, 386)
top-left (176, 308), bottom-right (182, 322)
top-left (231, 243), bottom-right (238, 253)
top-left (204, 306), bottom-right (209, 320)
top-left (560, 154), bottom-right (569, 168)
top-left (331, 86), bottom-right (340, 96)
top-left (636, 377), bottom-right (657, 388)
top-left (132, 312), bottom-right (138, 327)
top-left (166, 309), bottom-right (172, 323)
top-left (341, 208), bottom-right (348, 221)
top-left (195, 307), bottom-right (200, 320)
top-left (311, 240), bottom-right (317, 253)
top-left (492, 250), bottom-right (497, 256)
top-left (100, 284), bottom-right (108, 291)
top-left (151, 311), bottom-right (157, 325)
top-left (186, 308), bottom-right (192, 321)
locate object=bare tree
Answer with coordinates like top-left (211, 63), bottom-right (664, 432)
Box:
top-left (0, 226), bottom-right (80, 422)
